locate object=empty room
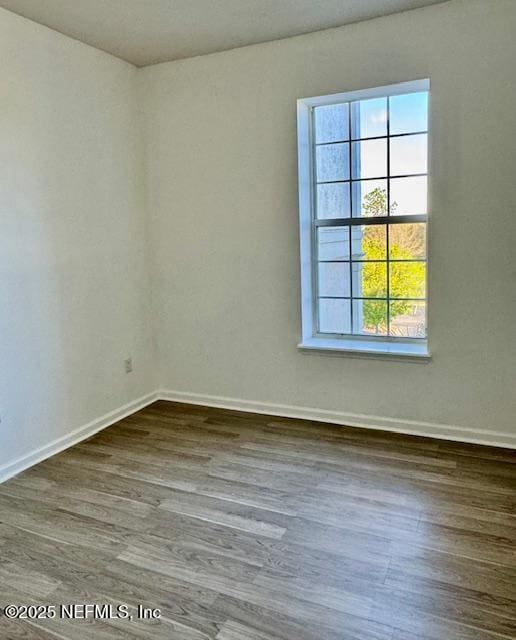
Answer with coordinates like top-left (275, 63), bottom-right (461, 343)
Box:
top-left (1, 0), bottom-right (515, 638)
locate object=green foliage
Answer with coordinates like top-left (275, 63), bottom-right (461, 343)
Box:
top-left (361, 186), bottom-right (389, 217)
top-left (360, 188), bottom-right (425, 332)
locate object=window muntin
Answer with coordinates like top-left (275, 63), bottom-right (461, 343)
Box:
top-left (306, 83), bottom-right (428, 342)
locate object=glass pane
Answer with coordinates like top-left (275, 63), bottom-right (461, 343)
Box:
top-left (318, 262), bottom-right (350, 297)
top-left (351, 225), bottom-right (387, 260)
top-left (352, 139), bottom-right (387, 179)
top-left (316, 143), bottom-right (349, 182)
top-left (352, 261), bottom-right (387, 298)
top-left (390, 134), bottom-right (427, 176)
top-left (389, 223), bottom-right (426, 260)
top-left (390, 301), bottom-right (426, 338)
top-left (317, 227), bottom-right (350, 261)
top-left (314, 103), bottom-right (349, 143)
top-left (319, 298), bottom-right (351, 334)
top-left (390, 176), bottom-right (427, 215)
top-left (352, 179), bottom-right (388, 217)
top-left (317, 182), bottom-right (350, 219)
top-left (389, 262), bottom-right (426, 299)
top-left (351, 98), bottom-right (387, 139)
top-left (353, 300), bottom-right (388, 336)
top-left (389, 92), bottom-right (428, 135)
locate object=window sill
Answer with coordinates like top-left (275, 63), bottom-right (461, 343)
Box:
top-left (297, 337), bottom-right (431, 361)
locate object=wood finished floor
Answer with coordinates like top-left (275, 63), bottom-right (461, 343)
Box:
top-left (0, 401), bottom-right (515, 640)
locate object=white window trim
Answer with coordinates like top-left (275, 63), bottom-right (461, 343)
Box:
top-left (297, 79), bottom-right (430, 359)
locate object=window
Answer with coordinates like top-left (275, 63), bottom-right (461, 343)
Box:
top-left (297, 80), bottom-right (430, 358)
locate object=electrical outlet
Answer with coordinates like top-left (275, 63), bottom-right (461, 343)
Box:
top-left (124, 358), bottom-right (133, 373)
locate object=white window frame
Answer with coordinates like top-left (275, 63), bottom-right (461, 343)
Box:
top-left (297, 79), bottom-right (430, 359)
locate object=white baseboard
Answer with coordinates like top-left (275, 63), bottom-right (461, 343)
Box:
top-left (158, 389), bottom-right (516, 449)
top-left (0, 391), bottom-right (159, 484)
top-left (1, 387), bottom-right (513, 485)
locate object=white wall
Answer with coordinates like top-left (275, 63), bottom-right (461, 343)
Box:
top-left (140, 0), bottom-right (516, 443)
top-left (0, 9), bottom-right (155, 473)
top-left (1, 0), bottom-right (514, 473)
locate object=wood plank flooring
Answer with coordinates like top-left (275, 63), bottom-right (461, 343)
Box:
top-left (0, 400), bottom-right (515, 639)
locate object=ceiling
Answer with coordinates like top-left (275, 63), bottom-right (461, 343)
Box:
top-left (0, 0), bottom-right (449, 67)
